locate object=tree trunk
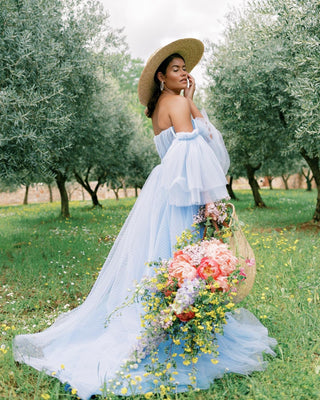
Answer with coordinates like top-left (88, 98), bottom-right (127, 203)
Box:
top-left (113, 188), bottom-right (119, 200)
top-left (55, 171), bottom-right (70, 218)
top-left (297, 172), bottom-right (303, 188)
top-left (91, 191), bottom-right (101, 207)
top-left (67, 184), bottom-right (75, 201)
top-left (266, 176), bottom-right (273, 190)
top-left (48, 184), bottom-right (53, 202)
top-left (226, 176), bottom-right (238, 200)
top-left (306, 175), bottom-right (313, 191)
top-left (121, 178), bottom-right (128, 198)
top-left (23, 185), bottom-right (29, 205)
top-left (300, 148), bottom-right (320, 221)
top-left (245, 164), bottom-right (266, 208)
top-left (281, 174), bottom-right (290, 190)
top-left (74, 169), bottom-right (102, 208)
top-left (135, 186), bottom-right (138, 197)
top-left (301, 168), bottom-right (313, 191)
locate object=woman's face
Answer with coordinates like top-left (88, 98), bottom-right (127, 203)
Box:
top-left (158, 57), bottom-right (188, 93)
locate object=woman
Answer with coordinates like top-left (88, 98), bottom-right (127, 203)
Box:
top-left (13, 38), bottom-right (276, 399)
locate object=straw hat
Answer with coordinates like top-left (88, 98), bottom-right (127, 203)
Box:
top-left (138, 38), bottom-right (204, 106)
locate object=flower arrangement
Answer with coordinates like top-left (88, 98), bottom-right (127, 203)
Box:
top-left (105, 201), bottom-right (252, 395)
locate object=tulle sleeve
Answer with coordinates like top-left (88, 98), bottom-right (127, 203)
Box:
top-left (195, 110), bottom-right (230, 175)
top-left (159, 129), bottom-right (229, 207)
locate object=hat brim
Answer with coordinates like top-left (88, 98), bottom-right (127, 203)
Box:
top-left (138, 38), bottom-right (204, 106)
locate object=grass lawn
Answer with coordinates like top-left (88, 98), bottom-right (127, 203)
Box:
top-left (0, 189), bottom-right (319, 400)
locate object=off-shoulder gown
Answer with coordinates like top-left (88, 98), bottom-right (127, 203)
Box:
top-left (13, 115), bottom-right (276, 399)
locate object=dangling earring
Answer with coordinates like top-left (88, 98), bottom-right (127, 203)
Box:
top-left (160, 81), bottom-right (164, 91)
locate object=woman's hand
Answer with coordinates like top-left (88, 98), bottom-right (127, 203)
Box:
top-left (184, 73), bottom-right (196, 99)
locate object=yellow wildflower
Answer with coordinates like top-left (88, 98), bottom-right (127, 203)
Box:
top-left (160, 385), bottom-right (167, 395)
top-left (120, 387), bottom-right (128, 395)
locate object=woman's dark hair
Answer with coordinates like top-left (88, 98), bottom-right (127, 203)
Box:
top-left (146, 53), bottom-right (185, 118)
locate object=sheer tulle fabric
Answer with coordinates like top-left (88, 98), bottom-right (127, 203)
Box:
top-left (196, 111), bottom-right (230, 175)
top-left (159, 129), bottom-right (228, 206)
top-left (13, 117), bottom-right (276, 400)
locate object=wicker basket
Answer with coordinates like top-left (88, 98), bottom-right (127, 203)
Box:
top-left (227, 203), bottom-right (256, 303)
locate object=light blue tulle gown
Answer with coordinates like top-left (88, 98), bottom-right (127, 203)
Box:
top-left (13, 114), bottom-right (277, 399)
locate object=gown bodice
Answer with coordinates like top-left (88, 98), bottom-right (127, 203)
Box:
top-left (153, 125), bottom-right (176, 160)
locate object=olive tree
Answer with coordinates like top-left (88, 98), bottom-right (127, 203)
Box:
top-left (205, 0), bottom-right (320, 220)
top-left (73, 77), bottom-right (139, 207)
top-left (0, 0), bottom-right (127, 217)
top-left (205, 27), bottom-right (290, 207)
top-left (0, 0), bottom-right (70, 183)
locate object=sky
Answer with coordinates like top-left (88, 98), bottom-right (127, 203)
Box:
top-left (100, 0), bottom-right (247, 85)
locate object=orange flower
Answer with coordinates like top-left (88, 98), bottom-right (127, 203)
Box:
top-left (175, 309), bottom-right (195, 322)
top-left (197, 257), bottom-right (221, 280)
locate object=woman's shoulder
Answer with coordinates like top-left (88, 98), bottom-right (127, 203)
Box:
top-left (160, 95), bottom-right (191, 117)
top-left (161, 94), bottom-right (189, 107)
top-left (154, 95), bottom-right (193, 134)
top-left (167, 96), bottom-right (193, 132)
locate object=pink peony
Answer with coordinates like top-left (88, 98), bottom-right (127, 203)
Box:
top-left (168, 250), bottom-right (197, 286)
top-left (201, 239), bottom-right (238, 276)
top-left (197, 257), bottom-right (221, 280)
